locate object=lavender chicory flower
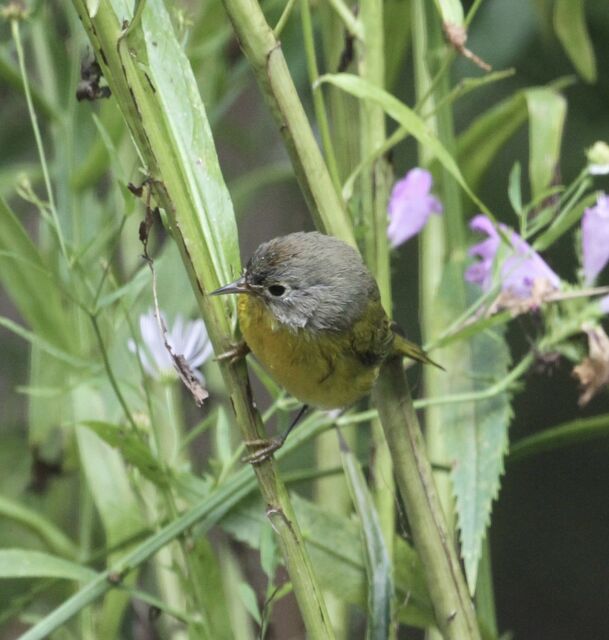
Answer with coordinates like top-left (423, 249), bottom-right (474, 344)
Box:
top-left (582, 194), bottom-right (609, 285)
top-left (465, 215), bottom-right (560, 298)
top-left (387, 168), bottom-right (442, 247)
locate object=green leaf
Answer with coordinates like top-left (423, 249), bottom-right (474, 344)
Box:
top-left (509, 414), bottom-right (609, 464)
top-left (0, 549), bottom-right (95, 582)
top-left (74, 389), bottom-right (145, 548)
top-left (554, 0), bottom-right (597, 83)
top-left (533, 190), bottom-right (597, 252)
top-left (81, 421), bottom-right (167, 486)
top-left (0, 198), bottom-right (71, 350)
top-left (433, 0), bottom-right (464, 25)
top-left (118, 0), bottom-right (241, 290)
top-left (508, 162), bottom-right (523, 218)
top-left (0, 496), bottom-right (78, 560)
top-left (457, 93), bottom-right (528, 194)
top-left (0, 316), bottom-right (87, 369)
top-left (237, 582), bottom-right (261, 625)
top-left (187, 537), bottom-right (234, 639)
top-left (259, 521), bottom-right (278, 583)
top-left (319, 73), bottom-right (491, 216)
top-left (340, 437), bottom-right (393, 640)
top-left (525, 88), bottom-right (567, 200)
top-left (71, 103), bottom-right (125, 192)
top-left (436, 265), bottom-right (512, 593)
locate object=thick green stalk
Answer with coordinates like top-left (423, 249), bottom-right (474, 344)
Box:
top-left (220, 0), bottom-right (482, 634)
top-left (412, 0), bottom-right (451, 532)
top-left (300, 0), bottom-right (342, 195)
top-left (70, 2), bottom-right (332, 637)
top-left (357, 0), bottom-right (396, 609)
top-left (373, 358), bottom-right (481, 640)
top-left (220, 0), bottom-right (355, 246)
top-left (412, 2), bottom-right (486, 637)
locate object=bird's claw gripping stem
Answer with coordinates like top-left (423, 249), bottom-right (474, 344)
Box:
top-left (215, 341), bottom-right (250, 364)
top-left (242, 437), bottom-right (284, 465)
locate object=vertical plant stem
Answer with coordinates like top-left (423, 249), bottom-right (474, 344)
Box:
top-left (220, 0), bottom-right (355, 246)
top-left (356, 0), bottom-right (396, 617)
top-left (412, 1), bottom-right (454, 563)
top-left (300, 0), bottom-right (342, 195)
top-left (373, 358), bottom-right (481, 640)
top-left (11, 18), bottom-right (67, 260)
top-left (413, 0), bottom-right (493, 633)
top-left (475, 539), bottom-right (498, 637)
top-left (71, 3), bottom-right (334, 637)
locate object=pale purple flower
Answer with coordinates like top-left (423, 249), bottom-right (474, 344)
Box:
top-left (582, 194), bottom-right (609, 285)
top-left (465, 215), bottom-right (561, 298)
top-left (128, 310), bottom-right (213, 382)
top-left (601, 295), bottom-right (609, 314)
top-left (387, 168), bottom-right (442, 247)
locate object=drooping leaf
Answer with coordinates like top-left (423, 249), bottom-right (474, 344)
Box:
top-left (525, 88), bottom-right (567, 200)
top-left (0, 549), bottom-right (95, 582)
top-left (340, 437), bottom-right (393, 640)
top-left (457, 92), bottom-right (528, 194)
top-left (554, 0), bottom-right (597, 83)
top-left (319, 73), bottom-right (491, 215)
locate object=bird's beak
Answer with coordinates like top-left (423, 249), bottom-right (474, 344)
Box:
top-left (210, 276), bottom-right (252, 296)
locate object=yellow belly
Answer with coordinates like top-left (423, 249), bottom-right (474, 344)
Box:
top-left (237, 295), bottom-right (379, 409)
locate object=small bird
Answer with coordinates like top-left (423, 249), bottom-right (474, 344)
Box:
top-left (212, 231), bottom-right (439, 460)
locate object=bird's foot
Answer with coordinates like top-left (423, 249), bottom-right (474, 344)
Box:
top-left (242, 437), bottom-right (284, 465)
top-left (215, 341), bottom-right (250, 365)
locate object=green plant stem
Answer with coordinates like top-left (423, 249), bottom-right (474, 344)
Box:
top-left (11, 19), bottom-right (67, 260)
top-left (89, 313), bottom-right (138, 431)
top-left (475, 539), bottom-right (498, 637)
top-left (71, 2), bottom-right (333, 637)
top-left (220, 0), bottom-right (355, 247)
top-left (413, 1), bottom-right (486, 635)
top-left (373, 359), bottom-right (481, 640)
top-left (356, 0), bottom-right (396, 616)
top-left (300, 0), bottom-right (342, 195)
top-left (412, 6), bottom-right (454, 608)
top-left (508, 413), bottom-right (609, 463)
top-left (325, 0), bottom-right (363, 39)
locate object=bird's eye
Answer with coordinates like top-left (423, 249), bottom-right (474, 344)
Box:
top-left (268, 284), bottom-right (286, 297)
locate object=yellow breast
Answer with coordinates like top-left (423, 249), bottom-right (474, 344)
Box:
top-left (237, 295), bottom-right (380, 409)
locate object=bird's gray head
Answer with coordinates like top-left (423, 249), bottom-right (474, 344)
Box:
top-left (212, 232), bottom-right (379, 333)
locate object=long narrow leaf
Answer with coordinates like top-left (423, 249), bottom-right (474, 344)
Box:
top-left (340, 436), bottom-right (393, 640)
top-left (0, 550), bottom-right (95, 582)
top-left (319, 73), bottom-right (491, 216)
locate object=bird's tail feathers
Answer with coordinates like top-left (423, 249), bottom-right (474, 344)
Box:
top-left (392, 333), bottom-right (445, 370)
